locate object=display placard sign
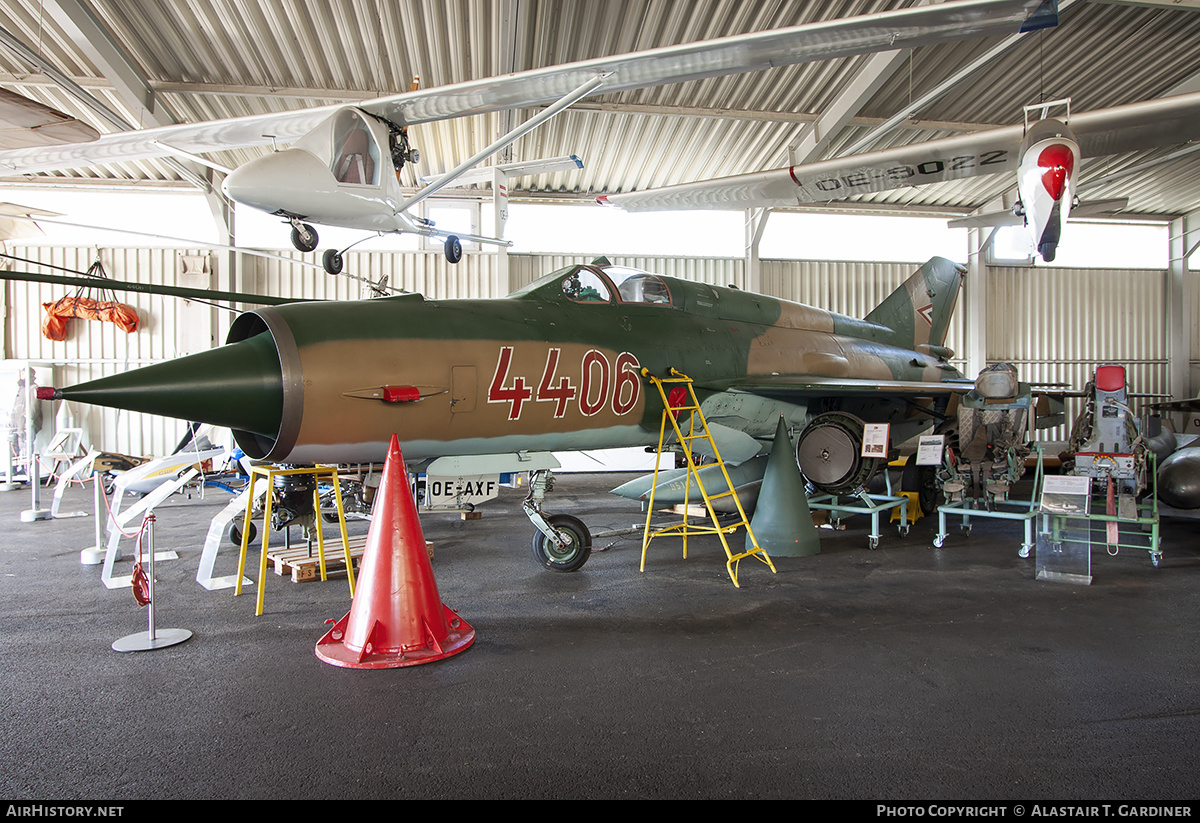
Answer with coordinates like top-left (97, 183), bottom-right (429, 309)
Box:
top-left (916, 434), bottom-right (945, 466)
top-left (861, 423), bottom-right (890, 457)
top-left (1040, 475), bottom-right (1092, 516)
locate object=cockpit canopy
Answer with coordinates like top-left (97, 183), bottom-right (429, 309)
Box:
top-left (293, 107), bottom-right (383, 187)
top-left (514, 262), bottom-right (675, 307)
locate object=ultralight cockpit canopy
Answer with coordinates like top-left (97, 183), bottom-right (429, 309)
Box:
top-left (292, 107), bottom-right (383, 187)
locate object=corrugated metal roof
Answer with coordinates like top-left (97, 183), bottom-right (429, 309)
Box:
top-left (0, 0), bottom-right (1197, 217)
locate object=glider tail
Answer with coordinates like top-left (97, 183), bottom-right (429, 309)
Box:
top-left (863, 256), bottom-right (965, 352)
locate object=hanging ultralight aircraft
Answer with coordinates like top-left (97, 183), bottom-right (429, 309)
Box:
top-left (598, 91), bottom-right (1200, 263)
top-left (0, 0), bottom-right (1057, 270)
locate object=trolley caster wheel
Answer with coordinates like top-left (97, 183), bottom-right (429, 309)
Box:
top-left (1019, 546), bottom-right (1031, 559)
top-left (899, 525), bottom-right (910, 538)
top-left (228, 520), bottom-right (258, 546)
top-left (933, 535), bottom-right (946, 548)
top-left (1152, 553), bottom-right (1161, 568)
top-left (868, 536), bottom-right (879, 550)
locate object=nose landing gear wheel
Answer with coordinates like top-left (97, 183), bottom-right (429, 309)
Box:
top-left (290, 223), bottom-right (318, 252)
top-left (531, 514), bottom-right (591, 572)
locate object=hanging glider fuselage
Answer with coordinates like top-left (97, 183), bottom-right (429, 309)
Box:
top-left (1014, 117), bottom-right (1080, 262)
top-left (43, 258), bottom-right (970, 472)
top-left (599, 92), bottom-right (1200, 264)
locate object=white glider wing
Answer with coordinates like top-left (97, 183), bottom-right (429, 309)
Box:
top-left (0, 0), bottom-right (1055, 177)
top-left (601, 91), bottom-right (1200, 212)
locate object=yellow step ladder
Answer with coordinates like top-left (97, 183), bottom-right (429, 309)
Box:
top-left (640, 368), bottom-right (776, 587)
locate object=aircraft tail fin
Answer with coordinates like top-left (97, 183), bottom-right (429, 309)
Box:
top-left (863, 257), bottom-right (964, 352)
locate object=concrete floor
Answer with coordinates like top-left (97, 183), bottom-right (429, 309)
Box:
top-left (1, 472), bottom-right (1198, 800)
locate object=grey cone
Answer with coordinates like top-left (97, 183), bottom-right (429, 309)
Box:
top-left (746, 416), bottom-right (820, 557)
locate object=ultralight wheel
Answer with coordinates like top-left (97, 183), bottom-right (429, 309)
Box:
top-left (323, 248), bottom-right (344, 274)
top-left (290, 224), bottom-right (318, 252)
top-left (444, 235), bottom-right (463, 264)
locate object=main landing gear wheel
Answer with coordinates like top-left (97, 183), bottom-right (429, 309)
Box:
top-left (322, 248), bottom-right (344, 274)
top-left (227, 519), bottom-right (258, 547)
top-left (444, 235), bottom-right (463, 264)
top-left (290, 223), bottom-right (318, 252)
top-left (531, 514), bottom-right (591, 572)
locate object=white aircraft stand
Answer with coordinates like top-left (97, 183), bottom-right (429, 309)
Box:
top-left (19, 450), bottom-right (50, 522)
top-left (111, 515), bottom-right (192, 652)
top-left (196, 482), bottom-right (264, 591)
top-left (0, 425), bottom-right (16, 491)
top-left (81, 471), bottom-right (106, 565)
top-left (51, 449), bottom-right (98, 521)
top-left (19, 375), bottom-right (50, 522)
top-left (100, 470), bottom-right (188, 590)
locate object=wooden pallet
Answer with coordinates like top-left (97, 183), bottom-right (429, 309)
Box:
top-left (265, 535), bottom-right (365, 583)
top-left (265, 535), bottom-right (433, 583)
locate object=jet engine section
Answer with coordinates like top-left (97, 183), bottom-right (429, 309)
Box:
top-left (941, 363), bottom-right (1033, 505)
top-left (796, 411), bottom-right (883, 494)
top-left (272, 469), bottom-right (319, 536)
top-left (1064, 364), bottom-right (1147, 497)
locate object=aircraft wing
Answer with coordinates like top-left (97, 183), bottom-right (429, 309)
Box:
top-left (1149, 397), bottom-right (1200, 413)
top-left (601, 91), bottom-right (1200, 212)
top-left (0, 0), bottom-right (1055, 176)
top-left (0, 88), bottom-right (99, 150)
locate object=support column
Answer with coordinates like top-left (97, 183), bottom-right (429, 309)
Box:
top-left (744, 208), bottom-right (770, 294)
top-left (965, 227), bottom-right (988, 378)
top-left (1168, 211), bottom-right (1200, 400)
top-left (493, 167), bottom-right (511, 296)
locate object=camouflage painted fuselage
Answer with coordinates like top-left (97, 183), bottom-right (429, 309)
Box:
top-left (56, 257), bottom-right (966, 465)
top-left (228, 257), bottom-right (964, 463)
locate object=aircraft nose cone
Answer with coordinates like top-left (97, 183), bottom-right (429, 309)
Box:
top-left (56, 333), bottom-right (284, 440)
top-left (1038, 144), bottom-right (1075, 200)
top-left (222, 149), bottom-right (331, 214)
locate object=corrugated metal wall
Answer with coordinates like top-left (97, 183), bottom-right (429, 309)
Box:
top-left (1, 247), bottom-right (1173, 458)
top-left (3, 246), bottom-right (219, 459)
top-left (988, 265), bottom-right (1169, 441)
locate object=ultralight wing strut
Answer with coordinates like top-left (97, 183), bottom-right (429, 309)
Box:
top-left (395, 74), bottom-right (608, 216)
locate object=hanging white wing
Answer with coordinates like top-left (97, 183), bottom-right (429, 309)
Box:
top-left (0, 0), bottom-right (1055, 177)
top-left (600, 91), bottom-right (1200, 212)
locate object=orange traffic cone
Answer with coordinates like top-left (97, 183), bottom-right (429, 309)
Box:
top-left (316, 434), bottom-right (474, 668)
